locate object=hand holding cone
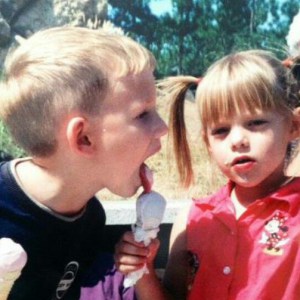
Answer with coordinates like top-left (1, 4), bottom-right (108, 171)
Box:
top-left (124, 164), bottom-right (166, 287)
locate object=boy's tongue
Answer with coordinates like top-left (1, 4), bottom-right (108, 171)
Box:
top-left (139, 164), bottom-right (153, 193)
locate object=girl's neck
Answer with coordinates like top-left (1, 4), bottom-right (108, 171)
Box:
top-left (231, 173), bottom-right (294, 219)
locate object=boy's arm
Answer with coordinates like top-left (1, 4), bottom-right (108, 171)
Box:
top-left (115, 205), bottom-right (190, 300)
top-left (115, 232), bottom-right (171, 299)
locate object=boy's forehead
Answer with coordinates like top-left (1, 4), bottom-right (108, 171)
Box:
top-left (102, 70), bottom-right (156, 107)
top-left (114, 70), bottom-right (154, 84)
top-left (111, 70), bottom-right (155, 94)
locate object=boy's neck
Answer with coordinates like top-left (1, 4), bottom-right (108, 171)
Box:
top-left (12, 158), bottom-right (96, 216)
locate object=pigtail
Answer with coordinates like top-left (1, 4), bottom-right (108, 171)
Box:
top-left (282, 56), bottom-right (300, 108)
top-left (282, 56), bottom-right (300, 166)
top-left (157, 76), bottom-right (198, 188)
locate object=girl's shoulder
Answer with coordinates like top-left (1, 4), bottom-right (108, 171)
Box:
top-left (192, 182), bottom-right (232, 207)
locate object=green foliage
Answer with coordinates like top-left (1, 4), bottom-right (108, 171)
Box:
top-left (1, 1), bottom-right (299, 159)
top-left (109, 0), bottom-right (300, 78)
top-left (0, 60), bottom-right (24, 158)
top-left (0, 120), bottom-right (25, 158)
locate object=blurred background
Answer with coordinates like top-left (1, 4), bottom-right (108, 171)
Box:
top-left (0, 0), bottom-right (299, 199)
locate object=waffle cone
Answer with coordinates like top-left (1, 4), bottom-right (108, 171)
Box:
top-left (0, 271), bottom-right (21, 300)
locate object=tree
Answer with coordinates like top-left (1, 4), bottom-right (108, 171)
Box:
top-left (108, 0), bottom-right (300, 78)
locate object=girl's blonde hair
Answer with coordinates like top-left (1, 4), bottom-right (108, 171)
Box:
top-left (158, 50), bottom-right (300, 188)
top-left (0, 26), bottom-right (156, 156)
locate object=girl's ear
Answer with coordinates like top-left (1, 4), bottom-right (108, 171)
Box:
top-left (66, 117), bottom-right (94, 156)
top-left (289, 107), bottom-right (300, 140)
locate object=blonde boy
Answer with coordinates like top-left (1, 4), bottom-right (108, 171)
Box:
top-left (0, 26), bottom-right (167, 299)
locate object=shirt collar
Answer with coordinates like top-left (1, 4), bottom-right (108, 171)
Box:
top-left (194, 177), bottom-right (300, 213)
top-left (269, 177), bottom-right (300, 213)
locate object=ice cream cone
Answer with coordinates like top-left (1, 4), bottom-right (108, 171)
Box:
top-left (124, 164), bottom-right (166, 287)
top-left (0, 270), bottom-right (21, 300)
top-left (0, 238), bottom-right (27, 299)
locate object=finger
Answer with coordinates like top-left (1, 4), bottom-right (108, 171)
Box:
top-left (116, 262), bottom-right (145, 274)
top-left (114, 250), bottom-right (147, 266)
top-left (121, 231), bottom-right (147, 247)
top-left (114, 253), bottom-right (147, 274)
top-left (115, 241), bottom-right (149, 257)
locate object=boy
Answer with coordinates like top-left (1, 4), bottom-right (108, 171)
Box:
top-left (0, 26), bottom-right (167, 299)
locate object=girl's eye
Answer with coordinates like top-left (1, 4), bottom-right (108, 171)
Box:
top-left (211, 127), bottom-right (229, 136)
top-left (248, 119), bottom-right (267, 127)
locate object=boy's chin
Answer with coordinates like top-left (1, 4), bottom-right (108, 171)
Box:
top-left (112, 185), bottom-right (140, 199)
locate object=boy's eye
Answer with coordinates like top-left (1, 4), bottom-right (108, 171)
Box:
top-left (136, 111), bottom-right (149, 120)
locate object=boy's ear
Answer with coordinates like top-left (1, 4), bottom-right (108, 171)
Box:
top-left (66, 117), bottom-right (94, 155)
top-left (289, 107), bottom-right (300, 140)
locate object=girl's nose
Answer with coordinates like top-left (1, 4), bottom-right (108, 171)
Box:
top-left (230, 127), bottom-right (249, 150)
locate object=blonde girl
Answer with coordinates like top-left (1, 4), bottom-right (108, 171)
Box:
top-left (116, 50), bottom-right (300, 300)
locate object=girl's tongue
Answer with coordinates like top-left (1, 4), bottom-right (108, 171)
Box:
top-left (139, 163), bottom-right (153, 193)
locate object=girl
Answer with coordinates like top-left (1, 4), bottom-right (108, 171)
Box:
top-left (115, 50), bottom-right (300, 300)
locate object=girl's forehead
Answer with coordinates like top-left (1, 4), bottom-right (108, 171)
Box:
top-left (206, 107), bottom-right (282, 126)
top-left (205, 106), bottom-right (263, 122)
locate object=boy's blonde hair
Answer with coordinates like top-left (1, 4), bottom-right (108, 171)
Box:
top-left (158, 50), bottom-right (300, 187)
top-left (0, 26), bottom-right (156, 157)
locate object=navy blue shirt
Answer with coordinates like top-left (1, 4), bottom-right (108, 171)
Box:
top-left (0, 161), bottom-right (106, 299)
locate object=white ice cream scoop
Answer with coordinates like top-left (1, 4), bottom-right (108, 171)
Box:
top-left (134, 191), bottom-right (167, 246)
top-left (124, 164), bottom-right (166, 287)
top-left (0, 238), bottom-right (27, 300)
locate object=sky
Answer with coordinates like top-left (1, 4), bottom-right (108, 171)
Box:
top-left (149, 0), bottom-right (173, 16)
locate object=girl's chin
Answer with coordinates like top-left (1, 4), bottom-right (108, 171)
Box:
top-left (234, 178), bottom-right (260, 188)
top-left (230, 174), bottom-right (253, 185)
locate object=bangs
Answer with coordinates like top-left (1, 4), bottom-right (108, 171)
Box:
top-left (197, 53), bottom-right (287, 131)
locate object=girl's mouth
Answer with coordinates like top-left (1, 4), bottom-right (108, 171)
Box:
top-left (234, 158), bottom-right (253, 165)
top-left (232, 157), bottom-right (256, 172)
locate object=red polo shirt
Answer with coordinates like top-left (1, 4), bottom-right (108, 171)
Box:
top-left (187, 178), bottom-right (300, 300)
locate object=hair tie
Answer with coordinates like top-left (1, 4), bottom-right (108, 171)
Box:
top-left (282, 58), bottom-right (300, 81)
top-left (282, 58), bottom-right (293, 68)
top-left (195, 77), bottom-right (202, 85)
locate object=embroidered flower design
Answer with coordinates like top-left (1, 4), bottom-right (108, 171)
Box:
top-left (259, 212), bottom-right (289, 255)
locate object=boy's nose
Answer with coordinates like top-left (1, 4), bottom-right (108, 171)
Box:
top-left (154, 114), bottom-right (168, 138)
top-left (230, 128), bottom-right (249, 150)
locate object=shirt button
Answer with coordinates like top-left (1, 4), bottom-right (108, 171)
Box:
top-left (223, 266), bottom-right (231, 275)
